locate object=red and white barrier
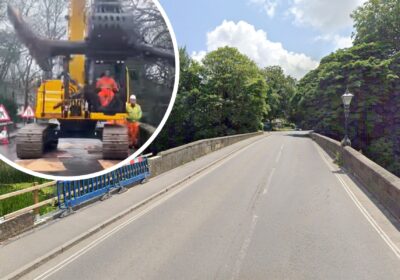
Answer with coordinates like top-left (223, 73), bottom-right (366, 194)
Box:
top-left (0, 126), bottom-right (9, 145)
top-left (129, 156), bottom-right (143, 165)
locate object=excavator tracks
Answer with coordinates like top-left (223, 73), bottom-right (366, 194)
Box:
top-left (102, 125), bottom-right (129, 160)
top-left (16, 123), bottom-right (58, 159)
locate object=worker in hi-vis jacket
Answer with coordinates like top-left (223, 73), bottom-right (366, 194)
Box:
top-left (126, 94), bottom-right (142, 148)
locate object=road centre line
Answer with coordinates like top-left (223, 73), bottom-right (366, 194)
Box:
top-left (263, 168), bottom-right (276, 195)
top-left (315, 143), bottom-right (400, 260)
top-left (275, 144), bottom-right (285, 163)
top-left (4, 135), bottom-right (270, 280)
top-left (32, 136), bottom-right (271, 280)
top-left (231, 214), bottom-right (259, 280)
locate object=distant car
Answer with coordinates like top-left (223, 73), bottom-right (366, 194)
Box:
top-left (263, 122), bottom-right (272, 131)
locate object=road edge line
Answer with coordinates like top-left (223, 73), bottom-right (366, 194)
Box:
top-left (4, 134), bottom-right (269, 280)
top-left (314, 142), bottom-right (400, 260)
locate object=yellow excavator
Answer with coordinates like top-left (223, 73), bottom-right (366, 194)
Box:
top-left (7, 0), bottom-right (174, 160)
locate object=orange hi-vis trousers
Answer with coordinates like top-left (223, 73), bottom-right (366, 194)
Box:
top-left (127, 121), bottom-right (140, 147)
top-left (106, 120), bottom-right (139, 148)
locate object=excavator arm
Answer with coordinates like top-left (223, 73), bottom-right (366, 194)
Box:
top-left (7, 5), bottom-right (85, 71)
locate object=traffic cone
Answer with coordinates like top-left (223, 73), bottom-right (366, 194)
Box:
top-left (0, 127), bottom-right (9, 145)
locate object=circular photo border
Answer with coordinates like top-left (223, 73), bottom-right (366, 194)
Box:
top-left (0, 0), bottom-right (180, 181)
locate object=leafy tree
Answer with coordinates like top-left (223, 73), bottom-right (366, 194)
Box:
top-left (202, 47), bottom-right (268, 134)
top-left (261, 66), bottom-right (297, 123)
top-left (151, 47), bottom-right (269, 152)
top-left (367, 138), bottom-right (400, 176)
top-left (150, 47), bottom-right (203, 152)
top-left (293, 0), bottom-right (400, 176)
top-left (352, 0), bottom-right (400, 51)
top-left (295, 42), bottom-right (400, 176)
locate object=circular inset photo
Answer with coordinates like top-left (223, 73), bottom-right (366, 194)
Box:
top-left (0, 0), bottom-right (178, 179)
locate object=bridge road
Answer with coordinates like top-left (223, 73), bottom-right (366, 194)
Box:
top-left (17, 133), bottom-right (400, 279)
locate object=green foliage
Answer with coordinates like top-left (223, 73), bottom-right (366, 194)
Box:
top-left (367, 138), bottom-right (400, 175)
top-left (152, 47), bottom-right (269, 152)
top-left (334, 152), bottom-right (344, 167)
top-left (202, 47), bottom-right (268, 134)
top-left (352, 0), bottom-right (400, 51)
top-left (0, 183), bottom-right (56, 217)
top-left (0, 160), bottom-right (48, 184)
top-left (0, 160), bottom-right (54, 216)
top-left (295, 41), bottom-right (400, 176)
top-left (261, 66), bottom-right (297, 122)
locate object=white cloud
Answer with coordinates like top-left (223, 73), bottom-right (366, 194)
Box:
top-left (315, 34), bottom-right (353, 49)
top-left (196, 20), bottom-right (318, 79)
top-left (191, 51), bottom-right (207, 62)
top-left (249, 0), bottom-right (278, 18)
top-left (289, 0), bottom-right (367, 32)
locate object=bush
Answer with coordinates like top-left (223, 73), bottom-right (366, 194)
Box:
top-left (0, 161), bottom-right (54, 217)
top-left (0, 161), bottom-right (47, 184)
top-left (0, 183), bottom-right (56, 217)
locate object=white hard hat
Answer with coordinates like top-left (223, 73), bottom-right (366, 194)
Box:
top-left (130, 95), bottom-right (137, 100)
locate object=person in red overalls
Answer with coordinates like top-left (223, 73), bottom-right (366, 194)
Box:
top-left (96, 70), bottom-right (119, 107)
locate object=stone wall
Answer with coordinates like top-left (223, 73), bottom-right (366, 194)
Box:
top-left (149, 132), bottom-right (264, 177)
top-left (0, 132), bottom-right (263, 242)
top-left (0, 212), bottom-right (34, 242)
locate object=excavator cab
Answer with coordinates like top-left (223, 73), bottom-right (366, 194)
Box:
top-left (85, 60), bottom-right (129, 115)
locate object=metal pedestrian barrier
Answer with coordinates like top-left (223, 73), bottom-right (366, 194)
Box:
top-left (57, 157), bottom-right (150, 211)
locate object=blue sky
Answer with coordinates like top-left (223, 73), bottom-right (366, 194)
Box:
top-left (160, 0), bottom-right (366, 79)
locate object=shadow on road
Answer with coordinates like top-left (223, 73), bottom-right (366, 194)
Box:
top-left (284, 132), bottom-right (312, 138)
top-left (343, 169), bottom-right (400, 232)
top-left (332, 170), bottom-right (346, 175)
top-left (329, 161), bottom-right (400, 231)
top-left (285, 131), bottom-right (400, 232)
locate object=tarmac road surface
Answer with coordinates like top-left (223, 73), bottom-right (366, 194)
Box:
top-left (13, 132), bottom-right (399, 280)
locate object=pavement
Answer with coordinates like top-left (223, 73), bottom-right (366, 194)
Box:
top-left (1, 132), bottom-right (399, 279)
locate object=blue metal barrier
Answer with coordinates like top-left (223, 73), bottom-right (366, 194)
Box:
top-left (57, 157), bottom-right (150, 209)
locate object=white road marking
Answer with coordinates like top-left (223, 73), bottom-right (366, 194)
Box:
top-left (263, 168), bottom-right (276, 195)
top-left (275, 144), bottom-right (284, 163)
top-left (315, 143), bottom-right (400, 259)
top-left (33, 188), bottom-right (182, 280)
top-left (32, 135), bottom-right (270, 280)
top-left (231, 214), bottom-right (259, 280)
